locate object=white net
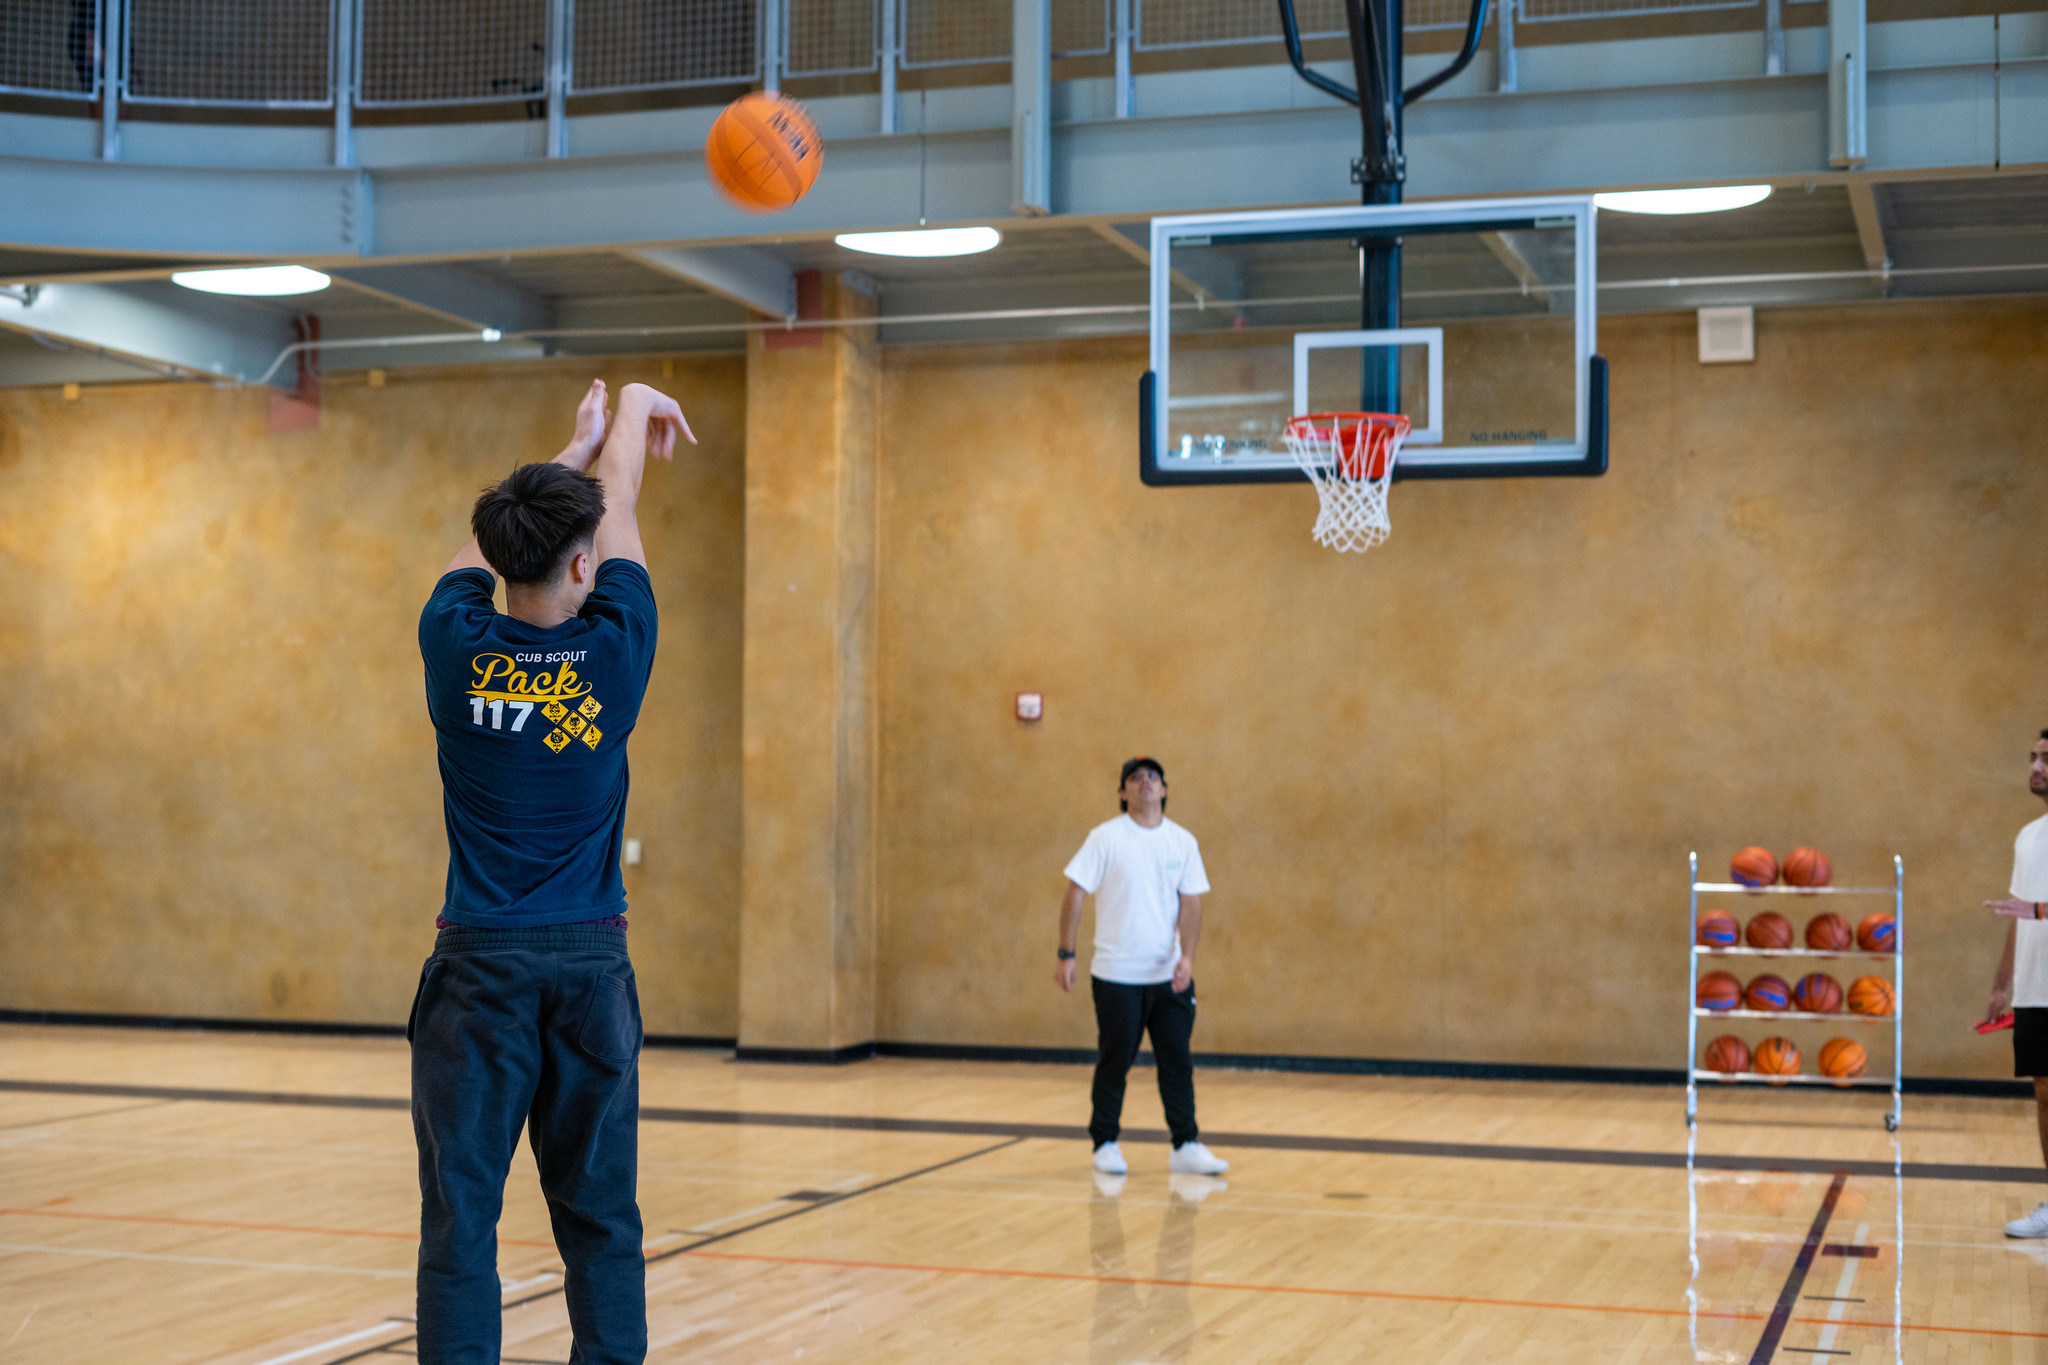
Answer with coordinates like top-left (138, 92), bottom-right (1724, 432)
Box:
top-left (1283, 412), bottom-right (1410, 554)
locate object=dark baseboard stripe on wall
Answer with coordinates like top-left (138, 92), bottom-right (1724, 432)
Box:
top-left (0, 1008), bottom-right (407, 1038)
top-left (734, 1042), bottom-right (880, 1065)
top-left (0, 1012), bottom-right (2031, 1096)
top-left (0, 1009), bottom-right (733, 1051)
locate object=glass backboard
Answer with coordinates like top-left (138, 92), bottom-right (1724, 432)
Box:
top-left (1141, 196), bottom-right (1605, 485)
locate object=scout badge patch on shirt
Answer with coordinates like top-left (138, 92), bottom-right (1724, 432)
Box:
top-left (468, 652), bottom-right (604, 754)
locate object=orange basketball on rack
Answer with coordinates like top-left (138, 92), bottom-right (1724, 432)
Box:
top-left (1731, 846), bottom-right (1780, 887)
top-left (1745, 911), bottom-right (1793, 949)
top-left (1793, 972), bottom-right (1843, 1014)
top-left (1819, 1037), bottom-right (1867, 1081)
top-left (1703, 1035), bottom-right (1750, 1076)
top-left (1783, 846), bottom-right (1833, 888)
top-left (1697, 971), bottom-right (1744, 1011)
top-left (1805, 912), bottom-right (1854, 951)
top-left (1857, 912), bottom-right (1897, 953)
top-left (1753, 1036), bottom-right (1801, 1080)
top-left (1696, 910), bottom-right (1739, 948)
top-left (705, 92), bottom-right (823, 213)
top-left (1847, 975), bottom-right (1894, 1016)
top-left (1745, 974), bottom-right (1792, 1012)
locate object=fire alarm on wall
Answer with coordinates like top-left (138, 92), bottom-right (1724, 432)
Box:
top-left (1015, 693), bottom-right (1044, 721)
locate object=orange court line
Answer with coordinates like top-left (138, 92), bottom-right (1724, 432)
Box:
top-left (0, 1206), bottom-right (556, 1249)
top-left (680, 1249), bottom-right (2048, 1340)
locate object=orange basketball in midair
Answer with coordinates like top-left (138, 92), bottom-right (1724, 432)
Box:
top-left (705, 92), bottom-right (823, 213)
top-left (1697, 971), bottom-right (1744, 1011)
top-left (1783, 847), bottom-right (1833, 887)
top-left (1847, 975), bottom-right (1894, 1016)
top-left (1819, 1037), bottom-right (1867, 1081)
top-left (1703, 1035), bottom-right (1750, 1076)
top-left (1805, 912), bottom-right (1853, 951)
top-left (1746, 911), bottom-right (1793, 949)
top-left (1794, 972), bottom-right (1843, 1014)
top-left (1731, 846), bottom-right (1779, 887)
top-left (1753, 1036), bottom-right (1801, 1079)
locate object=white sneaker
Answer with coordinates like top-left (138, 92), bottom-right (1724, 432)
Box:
top-left (2007, 1200), bottom-right (2048, 1237)
top-left (1169, 1141), bottom-right (1229, 1175)
top-left (1093, 1141), bottom-right (1129, 1175)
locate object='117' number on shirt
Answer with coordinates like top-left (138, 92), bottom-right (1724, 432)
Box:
top-left (470, 698), bottom-right (533, 731)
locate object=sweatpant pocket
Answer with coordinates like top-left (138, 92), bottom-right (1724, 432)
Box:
top-left (577, 971), bottom-right (641, 1063)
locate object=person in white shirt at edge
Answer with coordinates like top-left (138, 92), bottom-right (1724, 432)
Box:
top-left (1985, 731), bottom-right (2048, 1237)
top-left (1056, 756), bottom-right (1229, 1178)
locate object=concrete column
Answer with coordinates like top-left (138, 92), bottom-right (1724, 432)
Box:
top-left (736, 272), bottom-right (880, 1059)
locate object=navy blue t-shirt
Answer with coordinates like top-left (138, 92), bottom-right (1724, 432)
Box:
top-left (418, 559), bottom-right (657, 926)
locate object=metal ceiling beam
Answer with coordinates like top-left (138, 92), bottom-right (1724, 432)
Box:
top-left (328, 263), bottom-right (554, 333)
top-left (0, 53), bottom-right (2034, 262)
top-left (0, 157), bottom-right (366, 257)
top-left (626, 247), bottom-right (795, 320)
top-left (0, 281), bottom-right (297, 386)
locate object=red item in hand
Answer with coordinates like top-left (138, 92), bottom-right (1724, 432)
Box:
top-left (1976, 1011), bottom-right (2015, 1035)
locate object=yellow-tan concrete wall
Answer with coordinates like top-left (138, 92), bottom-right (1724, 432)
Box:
top-left (875, 300), bottom-right (2048, 1079)
top-left (0, 359), bottom-right (745, 1037)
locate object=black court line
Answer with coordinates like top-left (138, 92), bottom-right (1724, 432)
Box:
top-left (324, 1137), bottom-right (1024, 1365)
top-left (1750, 1172), bottom-right (1847, 1365)
top-left (3, 1077), bottom-right (2041, 1184)
top-left (0, 1098), bottom-right (171, 1132)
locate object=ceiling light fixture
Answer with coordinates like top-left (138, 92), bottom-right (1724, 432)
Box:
top-left (171, 265), bottom-right (332, 296)
top-left (1594, 186), bottom-right (1773, 215)
top-left (834, 227), bottom-right (1002, 258)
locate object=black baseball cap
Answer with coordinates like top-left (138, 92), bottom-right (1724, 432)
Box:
top-left (1119, 756), bottom-right (1165, 785)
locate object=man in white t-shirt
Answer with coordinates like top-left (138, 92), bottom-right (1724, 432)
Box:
top-left (1983, 730), bottom-right (2048, 1236)
top-left (1056, 757), bottom-right (1229, 1178)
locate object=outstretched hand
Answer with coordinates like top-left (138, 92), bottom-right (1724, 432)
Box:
top-left (553, 378), bottom-right (611, 470)
top-left (622, 384), bottom-right (695, 461)
top-left (1988, 897), bottom-right (2038, 919)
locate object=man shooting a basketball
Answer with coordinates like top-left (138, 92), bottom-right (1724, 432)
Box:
top-left (412, 378), bottom-right (691, 1364)
top-left (1983, 731), bottom-right (2048, 1238)
top-left (1056, 757), bottom-right (1229, 1178)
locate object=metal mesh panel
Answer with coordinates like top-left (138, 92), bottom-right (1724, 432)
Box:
top-left (896, 2), bottom-right (1114, 69)
top-left (0, 0), bottom-right (100, 97)
top-left (572, 0), bottom-right (756, 92)
top-left (358, 0), bottom-right (547, 106)
top-left (1406, 0), bottom-right (1477, 30)
top-left (126, 0), bottom-right (333, 105)
top-left (1054, 0), bottom-right (1110, 56)
top-left (901, 0), bottom-right (1002, 66)
top-left (1520, 0), bottom-right (1754, 19)
top-left (1136, 0), bottom-right (1345, 50)
top-left (786, 0), bottom-right (876, 75)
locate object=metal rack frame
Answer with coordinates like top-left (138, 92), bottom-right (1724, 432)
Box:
top-left (1686, 851), bottom-right (1903, 1130)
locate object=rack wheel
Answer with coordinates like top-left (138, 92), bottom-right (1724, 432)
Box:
top-left (1884, 1113), bottom-right (1899, 1132)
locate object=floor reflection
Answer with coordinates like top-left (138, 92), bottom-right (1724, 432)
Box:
top-left (1686, 1128), bottom-right (1903, 1364)
top-left (1088, 1172), bottom-right (1223, 1364)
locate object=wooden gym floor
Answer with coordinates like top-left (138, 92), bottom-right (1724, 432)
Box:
top-left (2, 1025), bottom-right (2046, 1363)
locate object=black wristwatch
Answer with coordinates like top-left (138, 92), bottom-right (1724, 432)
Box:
top-left (1057, 948), bottom-right (1076, 960)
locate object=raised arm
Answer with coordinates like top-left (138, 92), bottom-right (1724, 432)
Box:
top-left (442, 378), bottom-right (614, 576)
top-left (591, 382), bottom-right (694, 571)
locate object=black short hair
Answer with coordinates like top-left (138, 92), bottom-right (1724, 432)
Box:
top-left (471, 463), bottom-right (606, 586)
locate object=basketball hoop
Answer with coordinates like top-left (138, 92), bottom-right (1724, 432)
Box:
top-left (1283, 412), bottom-right (1411, 553)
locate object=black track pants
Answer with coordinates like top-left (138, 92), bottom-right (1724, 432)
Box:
top-left (1089, 976), bottom-right (1198, 1148)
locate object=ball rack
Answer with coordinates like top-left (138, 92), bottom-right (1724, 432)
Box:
top-left (1686, 851), bottom-right (1904, 1130)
